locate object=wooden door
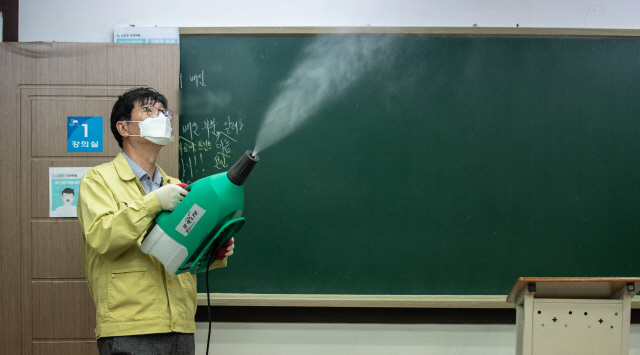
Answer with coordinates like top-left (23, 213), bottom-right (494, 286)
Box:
top-left (0, 42), bottom-right (179, 355)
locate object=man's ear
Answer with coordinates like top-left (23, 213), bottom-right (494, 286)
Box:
top-left (116, 121), bottom-right (129, 138)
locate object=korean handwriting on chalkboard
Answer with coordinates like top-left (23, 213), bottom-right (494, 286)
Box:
top-left (179, 116), bottom-right (244, 183)
top-left (179, 70), bottom-right (206, 89)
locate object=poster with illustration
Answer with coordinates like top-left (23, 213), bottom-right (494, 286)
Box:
top-left (49, 167), bottom-right (91, 218)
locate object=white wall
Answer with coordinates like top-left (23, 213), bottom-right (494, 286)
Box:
top-left (19, 0), bottom-right (640, 42)
top-left (18, 1), bottom-right (640, 353)
top-left (196, 323), bottom-right (640, 355)
top-left (196, 323), bottom-right (517, 355)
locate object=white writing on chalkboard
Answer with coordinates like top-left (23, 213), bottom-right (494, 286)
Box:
top-left (182, 122), bottom-right (200, 140)
top-left (179, 70), bottom-right (207, 89)
top-left (203, 119), bottom-right (216, 139)
top-left (190, 70), bottom-right (206, 88)
top-left (224, 116), bottom-right (243, 135)
top-left (178, 116), bottom-right (244, 183)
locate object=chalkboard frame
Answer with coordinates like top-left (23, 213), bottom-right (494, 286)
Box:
top-left (180, 26), bottom-right (640, 38)
top-left (179, 27), bottom-right (640, 309)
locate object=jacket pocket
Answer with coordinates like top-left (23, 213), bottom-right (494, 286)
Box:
top-left (107, 266), bottom-right (158, 321)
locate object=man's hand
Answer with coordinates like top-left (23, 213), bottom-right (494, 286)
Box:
top-left (155, 184), bottom-right (189, 211)
top-left (216, 238), bottom-right (235, 260)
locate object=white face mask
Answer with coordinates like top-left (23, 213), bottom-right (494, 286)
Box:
top-left (125, 112), bottom-right (174, 146)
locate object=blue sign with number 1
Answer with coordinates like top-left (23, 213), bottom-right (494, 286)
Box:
top-left (67, 116), bottom-right (103, 152)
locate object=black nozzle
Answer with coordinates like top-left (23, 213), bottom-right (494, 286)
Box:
top-left (227, 150), bottom-right (259, 186)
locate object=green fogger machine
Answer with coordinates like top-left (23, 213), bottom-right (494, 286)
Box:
top-left (141, 150), bottom-right (259, 274)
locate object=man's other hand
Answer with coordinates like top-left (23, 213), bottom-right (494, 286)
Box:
top-left (216, 238), bottom-right (235, 260)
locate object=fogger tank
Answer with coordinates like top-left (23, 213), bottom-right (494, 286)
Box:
top-left (140, 150), bottom-right (259, 274)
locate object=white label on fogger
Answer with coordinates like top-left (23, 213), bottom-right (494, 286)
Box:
top-left (175, 204), bottom-right (206, 237)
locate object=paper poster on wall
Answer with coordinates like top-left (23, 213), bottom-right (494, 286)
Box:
top-left (49, 167), bottom-right (91, 218)
top-left (67, 116), bottom-right (103, 152)
top-left (114, 27), bottom-right (179, 43)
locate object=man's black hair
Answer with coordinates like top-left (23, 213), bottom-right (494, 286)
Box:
top-left (110, 87), bottom-right (168, 148)
top-left (62, 188), bottom-right (75, 196)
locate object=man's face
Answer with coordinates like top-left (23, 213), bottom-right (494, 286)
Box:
top-left (62, 193), bottom-right (74, 204)
top-left (126, 100), bottom-right (166, 136)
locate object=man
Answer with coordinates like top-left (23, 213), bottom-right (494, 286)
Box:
top-left (77, 87), bottom-right (234, 355)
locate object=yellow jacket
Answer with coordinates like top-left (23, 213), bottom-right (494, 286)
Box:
top-left (77, 153), bottom-right (225, 339)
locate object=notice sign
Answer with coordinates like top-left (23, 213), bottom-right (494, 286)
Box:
top-left (68, 116), bottom-right (103, 152)
top-left (49, 167), bottom-right (91, 218)
top-left (114, 27), bottom-right (179, 43)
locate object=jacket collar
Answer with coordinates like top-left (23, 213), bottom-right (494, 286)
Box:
top-left (114, 152), bottom-right (170, 185)
top-left (114, 152), bottom-right (136, 181)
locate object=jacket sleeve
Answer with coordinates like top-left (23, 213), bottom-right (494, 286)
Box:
top-left (78, 172), bottom-right (163, 260)
top-left (208, 259), bottom-right (227, 271)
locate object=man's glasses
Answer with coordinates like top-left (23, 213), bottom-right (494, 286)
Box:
top-left (128, 106), bottom-right (173, 121)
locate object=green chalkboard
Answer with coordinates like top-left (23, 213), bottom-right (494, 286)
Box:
top-left (179, 34), bottom-right (640, 296)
